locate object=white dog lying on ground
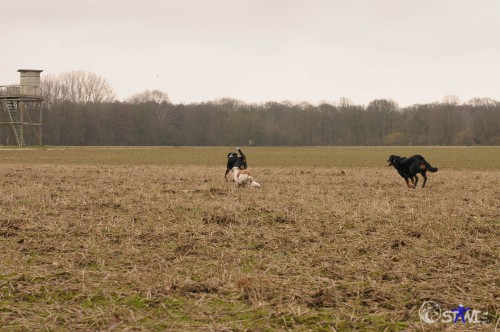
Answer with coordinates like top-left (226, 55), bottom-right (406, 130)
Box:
top-left (232, 167), bottom-right (261, 188)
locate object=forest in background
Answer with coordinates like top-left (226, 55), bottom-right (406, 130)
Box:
top-left (2, 71), bottom-right (499, 146)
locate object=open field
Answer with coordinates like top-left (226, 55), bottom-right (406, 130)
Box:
top-left (0, 147), bottom-right (498, 331)
top-left (1, 146), bottom-right (499, 170)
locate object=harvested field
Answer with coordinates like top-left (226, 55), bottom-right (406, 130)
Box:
top-left (0, 147), bottom-right (498, 331)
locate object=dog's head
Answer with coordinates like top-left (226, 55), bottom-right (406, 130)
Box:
top-left (387, 155), bottom-right (400, 167)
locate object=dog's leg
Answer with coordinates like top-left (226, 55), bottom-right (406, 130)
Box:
top-left (232, 167), bottom-right (239, 185)
top-left (405, 178), bottom-right (412, 188)
top-left (250, 177), bottom-right (261, 187)
top-left (421, 171), bottom-right (427, 188)
top-left (225, 169), bottom-right (230, 181)
top-left (413, 175), bottom-right (418, 189)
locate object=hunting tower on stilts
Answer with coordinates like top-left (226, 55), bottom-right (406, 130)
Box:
top-left (0, 69), bottom-right (44, 146)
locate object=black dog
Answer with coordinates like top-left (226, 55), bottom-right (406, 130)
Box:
top-left (225, 147), bottom-right (247, 180)
top-left (387, 155), bottom-right (438, 188)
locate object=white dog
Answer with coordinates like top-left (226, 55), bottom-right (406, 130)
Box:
top-left (232, 167), bottom-right (260, 188)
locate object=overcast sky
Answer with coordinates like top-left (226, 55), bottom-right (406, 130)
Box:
top-left (1, 0), bottom-right (499, 106)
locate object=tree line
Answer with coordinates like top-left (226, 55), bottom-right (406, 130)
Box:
top-left (3, 71), bottom-right (499, 146)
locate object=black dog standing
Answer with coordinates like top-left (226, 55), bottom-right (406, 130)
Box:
top-left (387, 155), bottom-right (438, 188)
top-left (225, 147), bottom-right (247, 181)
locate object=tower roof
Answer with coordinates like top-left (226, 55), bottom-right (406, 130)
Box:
top-left (18, 69), bottom-right (43, 73)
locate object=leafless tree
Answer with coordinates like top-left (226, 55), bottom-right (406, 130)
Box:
top-left (35, 75), bottom-right (500, 146)
top-left (126, 90), bottom-right (171, 133)
top-left (41, 71), bottom-right (116, 107)
top-left (338, 97), bottom-right (353, 110)
top-left (126, 90), bottom-right (170, 104)
top-left (466, 97), bottom-right (497, 107)
top-left (367, 99), bottom-right (399, 142)
top-left (442, 95), bottom-right (460, 105)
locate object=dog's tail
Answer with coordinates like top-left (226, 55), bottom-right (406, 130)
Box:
top-left (422, 160), bottom-right (438, 172)
top-left (237, 147), bottom-right (245, 158)
top-left (237, 147), bottom-right (247, 169)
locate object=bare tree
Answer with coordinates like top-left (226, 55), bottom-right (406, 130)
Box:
top-left (338, 97), bottom-right (353, 110)
top-left (431, 99), bottom-right (461, 145)
top-left (367, 99), bottom-right (399, 143)
top-left (405, 105), bottom-right (431, 145)
top-left (126, 90), bottom-right (172, 141)
top-left (126, 90), bottom-right (170, 104)
top-left (442, 95), bottom-right (460, 105)
top-left (41, 71), bottom-right (116, 107)
top-left (466, 97), bottom-right (497, 107)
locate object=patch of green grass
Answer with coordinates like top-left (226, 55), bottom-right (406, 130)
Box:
top-left (80, 293), bottom-right (109, 308)
top-left (0, 146), bottom-right (498, 170)
top-left (333, 313), bottom-right (409, 332)
top-left (190, 274), bottom-right (204, 282)
top-left (208, 298), bottom-right (239, 311)
top-left (239, 256), bottom-right (257, 273)
top-left (276, 310), bottom-right (337, 331)
top-left (209, 302), bottom-right (271, 330)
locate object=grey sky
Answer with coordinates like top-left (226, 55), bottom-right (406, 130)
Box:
top-left (2, 0), bottom-right (499, 106)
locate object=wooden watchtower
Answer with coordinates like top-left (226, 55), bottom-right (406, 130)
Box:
top-left (0, 69), bottom-right (44, 146)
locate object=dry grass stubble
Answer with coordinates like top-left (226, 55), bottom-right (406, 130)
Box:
top-left (0, 164), bottom-right (498, 331)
